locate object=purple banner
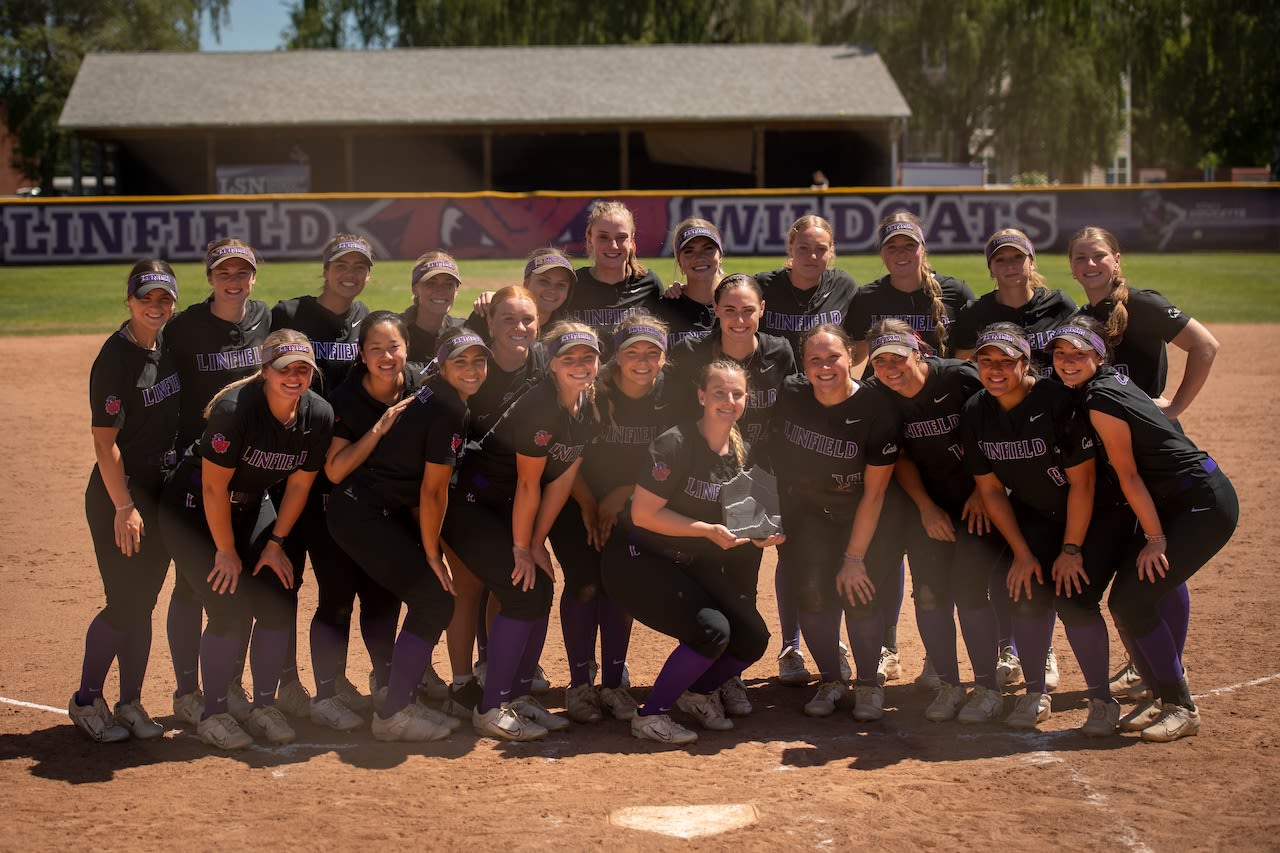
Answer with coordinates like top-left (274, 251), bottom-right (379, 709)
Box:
top-left (1, 186), bottom-right (1275, 264)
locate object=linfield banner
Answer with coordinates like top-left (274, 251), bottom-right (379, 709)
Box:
top-left (1, 186), bottom-right (1276, 264)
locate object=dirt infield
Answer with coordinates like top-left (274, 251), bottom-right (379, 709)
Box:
top-left (1, 327), bottom-right (1277, 850)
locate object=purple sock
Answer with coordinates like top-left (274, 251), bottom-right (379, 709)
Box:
top-left (1063, 619), bottom-right (1111, 700)
top-left (689, 654), bottom-right (750, 694)
top-left (250, 626), bottom-right (291, 707)
top-left (310, 618), bottom-right (347, 700)
top-left (916, 605), bottom-right (960, 685)
top-left (560, 595), bottom-right (599, 687)
top-left (117, 623), bottom-right (153, 705)
top-left (1117, 628), bottom-right (1158, 688)
top-left (990, 573), bottom-right (1015, 651)
top-left (880, 559), bottom-right (905, 651)
top-left (1156, 584), bottom-right (1191, 657)
top-left (1012, 611), bottom-right (1055, 693)
top-left (774, 560), bottom-right (801, 651)
top-left (797, 608), bottom-right (843, 681)
top-left (1133, 621), bottom-right (1183, 687)
top-left (598, 595), bottom-right (632, 689)
top-left (76, 612), bottom-right (123, 707)
top-left (167, 594), bottom-right (203, 695)
top-left (957, 605), bottom-right (1000, 689)
top-left (641, 643), bottom-right (717, 715)
top-left (514, 616), bottom-right (550, 696)
top-left (200, 630), bottom-right (239, 718)
top-left (360, 614), bottom-right (397, 690)
top-left (481, 615), bottom-right (535, 712)
top-left (844, 613), bottom-right (885, 686)
top-left (380, 630), bottom-right (434, 718)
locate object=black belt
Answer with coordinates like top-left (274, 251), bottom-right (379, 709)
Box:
top-left (146, 450), bottom-right (179, 468)
top-left (229, 490), bottom-right (263, 506)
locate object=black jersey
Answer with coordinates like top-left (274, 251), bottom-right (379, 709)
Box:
top-left (192, 381), bottom-right (333, 496)
top-left (402, 305), bottom-right (466, 364)
top-left (466, 345), bottom-right (550, 440)
top-left (755, 268), bottom-right (857, 352)
top-left (582, 371), bottom-right (678, 498)
top-left (636, 422), bottom-right (744, 525)
top-left (844, 273), bottom-right (974, 351)
top-left (89, 327), bottom-right (181, 479)
top-left (459, 378), bottom-right (599, 498)
top-left (271, 295), bottom-right (369, 393)
top-left (1077, 288), bottom-right (1191, 397)
top-left (563, 267), bottom-right (664, 341)
top-left (341, 376), bottom-right (469, 510)
top-left (873, 357), bottom-right (983, 509)
top-left (166, 297), bottom-right (271, 449)
top-left (665, 331), bottom-right (796, 445)
top-left (761, 375), bottom-right (900, 509)
top-left (1080, 365), bottom-right (1213, 502)
top-left (653, 294), bottom-right (716, 349)
top-left (950, 288), bottom-right (1077, 374)
top-left (961, 378), bottom-right (1095, 521)
top-left (328, 365), bottom-right (425, 444)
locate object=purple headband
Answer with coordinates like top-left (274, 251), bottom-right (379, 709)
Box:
top-left (868, 332), bottom-right (920, 354)
top-left (436, 333), bottom-right (489, 364)
top-left (523, 254), bottom-right (574, 279)
top-left (879, 221), bottom-right (925, 247)
top-left (985, 234), bottom-right (1035, 264)
top-left (127, 271), bottom-right (178, 299)
top-left (548, 330), bottom-right (601, 358)
top-left (264, 341), bottom-right (316, 367)
top-left (677, 226), bottom-right (722, 253)
top-left (1050, 325), bottom-right (1107, 358)
top-left (974, 329), bottom-right (1032, 360)
top-left (206, 244), bottom-right (257, 270)
top-left (326, 240), bottom-right (373, 265)
top-left (412, 258), bottom-right (460, 285)
top-left (613, 324), bottom-right (667, 353)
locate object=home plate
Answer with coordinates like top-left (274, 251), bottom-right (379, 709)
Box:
top-left (609, 804), bottom-right (758, 839)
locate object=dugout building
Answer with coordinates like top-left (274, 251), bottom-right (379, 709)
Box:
top-left (58, 44), bottom-right (911, 195)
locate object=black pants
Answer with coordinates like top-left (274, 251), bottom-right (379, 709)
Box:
top-left (601, 524), bottom-right (769, 663)
top-left (900, 498), bottom-right (1008, 612)
top-left (549, 496), bottom-right (605, 602)
top-left (442, 485), bottom-right (553, 621)
top-left (85, 466), bottom-right (172, 629)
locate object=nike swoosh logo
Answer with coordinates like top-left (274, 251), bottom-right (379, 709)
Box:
top-left (246, 317), bottom-right (264, 331)
top-left (760, 363), bottom-right (777, 373)
top-left (351, 319), bottom-right (362, 329)
top-left (1029, 413), bottom-right (1044, 422)
top-left (846, 418), bottom-right (861, 425)
top-left (1190, 506), bottom-right (1211, 513)
top-left (933, 394), bottom-right (949, 403)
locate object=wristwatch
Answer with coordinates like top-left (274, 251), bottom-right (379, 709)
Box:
top-left (1061, 543), bottom-right (1082, 556)
top-left (268, 532), bottom-right (288, 546)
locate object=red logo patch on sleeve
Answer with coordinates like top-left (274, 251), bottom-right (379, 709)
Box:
top-left (104, 395), bottom-right (121, 416)
top-left (651, 462), bottom-right (670, 482)
top-left (450, 434), bottom-right (463, 454)
top-left (533, 430), bottom-right (551, 447)
top-left (210, 433), bottom-right (230, 454)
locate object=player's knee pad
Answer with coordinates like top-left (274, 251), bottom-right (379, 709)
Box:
top-left (913, 583), bottom-right (945, 612)
top-left (688, 607), bottom-right (731, 659)
top-left (563, 580), bottom-right (601, 604)
top-left (1106, 590), bottom-right (1161, 638)
top-left (1055, 596), bottom-right (1103, 629)
top-left (791, 569), bottom-right (836, 613)
top-left (403, 593), bottom-right (455, 640)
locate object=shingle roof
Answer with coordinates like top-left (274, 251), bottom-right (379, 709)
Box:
top-left (60, 44), bottom-right (910, 131)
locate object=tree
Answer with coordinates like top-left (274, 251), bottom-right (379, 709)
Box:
top-left (0, 0), bottom-right (229, 189)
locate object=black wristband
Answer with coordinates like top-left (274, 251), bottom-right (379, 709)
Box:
top-left (268, 532), bottom-right (287, 546)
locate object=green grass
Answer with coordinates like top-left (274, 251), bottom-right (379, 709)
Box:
top-left (3, 254), bottom-right (1276, 335)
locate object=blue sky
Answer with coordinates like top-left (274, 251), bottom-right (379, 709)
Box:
top-left (200, 0), bottom-right (293, 51)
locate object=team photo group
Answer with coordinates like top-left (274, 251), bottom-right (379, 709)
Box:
top-left (70, 198), bottom-right (1237, 753)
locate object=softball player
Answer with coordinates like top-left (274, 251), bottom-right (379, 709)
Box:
top-left (306, 310), bottom-right (420, 731)
top-left (961, 323), bottom-right (1131, 733)
top-left (467, 248), bottom-right (575, 340)
top-left (755, 214), bottom-right (857, 353)
top-left (601, 359), bottom-right (783, 745)
top-left (327, 327), bottom-right (490, 741)
top-left (654, 218), bottom-right (723, 347)
top-left (438, 286), bottom-right (550, 719)
top-left (158, 331), bottom-right (334, 749)
top-left (267, 233), bottom-right (376, 719)
top-left (563, 201), bottom-right (663, 345)
top-left (442, 322), bottom-right (602, 740)
top-left (866, 319), bottom-right (1005, 723)
top-left (1050, 317), bottom-right (1238, 741)
top-left (760, 325), bottom-right (902, 722)
top-left (843, 211), bottom-right (976, 688)
top-left (70, 261), bottom-right (181, 743)
top-left (162, 238), bottom-right (271, 726)
top-left (403, 251), bottom-right (466, 364)
top-left (548, 314), bottom-right (676, 724)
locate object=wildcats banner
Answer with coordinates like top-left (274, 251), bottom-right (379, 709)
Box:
top-left (1, 186), bottom-right (1276, 264)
